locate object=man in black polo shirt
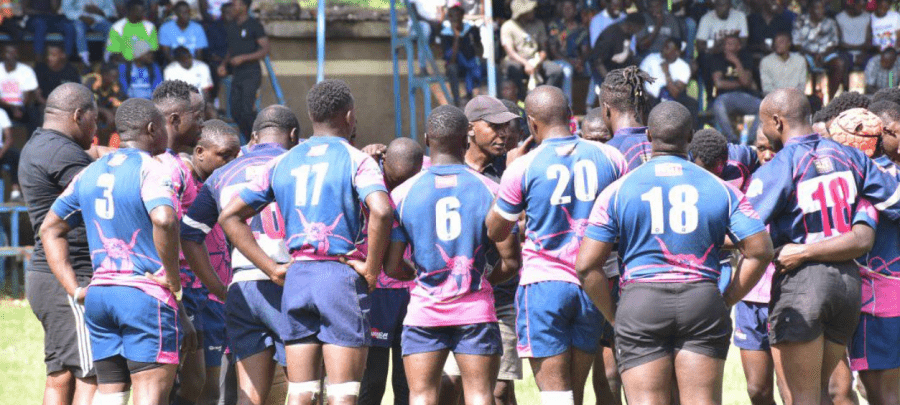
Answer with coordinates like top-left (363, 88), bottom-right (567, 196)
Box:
top-left (217, 0), bottom-right (269, 143)
top-left (19, 83), bottom-right (98, 405)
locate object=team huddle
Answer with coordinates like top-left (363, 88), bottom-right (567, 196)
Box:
top-left (21, 65), bottom-right (900, 405)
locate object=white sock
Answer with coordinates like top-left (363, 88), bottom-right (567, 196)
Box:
top-left (541, 390), bottom-right (574, 405)
top-left (92, 391), bottom-right (129, 405)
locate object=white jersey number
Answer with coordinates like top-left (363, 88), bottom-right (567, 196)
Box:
top-left (95, 173), bottom-right (115, 219)
top-left (547, 160), bottom-right (599, 205)
top-left (641, 185), bottom-right (699, 234)
top-left (436, 197), bottom-right (462, 241)
top-left (291, 163), bottom-right (329, 207)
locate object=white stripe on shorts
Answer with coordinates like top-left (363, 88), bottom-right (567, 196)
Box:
top-left (68, 295), bottom-right (93, 378)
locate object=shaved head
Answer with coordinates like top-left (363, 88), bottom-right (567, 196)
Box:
top-left (253, 105), bottom-right (300, 147)
top-left (45, 82), bottom-right (95, 113)
top-left (760, 88), bottom-right (811, 125)
top-left (525, 85), bottom-right (569, 127)
top-left (199, 119), bottom-right (240, 149)
top-left (648, 101), bottom-right (693, 152)
top-left (383, 137), bottom-right (424, 189)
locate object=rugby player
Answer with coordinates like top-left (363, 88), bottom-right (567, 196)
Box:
top-left (41, 98), bottom-right (183, 405)
top-left (576, 101), bottom-right (773, 405)
top-left (486, 85), bottom-right (627, 405)
top-left (581, 108), bottom-right (611, 143)
top-left (219, 79), bottom-right (394, 405)
top-left (602, 66), bottom-right (654, 171)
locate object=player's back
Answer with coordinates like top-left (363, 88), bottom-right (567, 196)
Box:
top-left (392, 164), bottom-right (498, 326)
top-left (265, 136), bottom-right (383, 261)
top-left (62, 148), bottom-right (177, 304)
top-left (156, 150), bottom-right (197, 217)
top-left (747, 134), bottom-right (900, 247)
top-left (722, 144), bottom-right (759, 192)
top-left (607, 127), bottom-right (650, 172)
top-left (592, 155), bottom-right (761, 283)
top-left (496, 136), bottom-right (626, 285)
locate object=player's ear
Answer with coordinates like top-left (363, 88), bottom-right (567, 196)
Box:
top-left (468, 122), bottom-right (475, 138)
top-left (645, 127), bottom-right (653, 143)
top-left (194, 144), bottom-right (205, 161)
top-left (424, 132), bottom-right (431, 149)
top-left (290, 128), bottom-right (299, 145)
top-left (72, 107), bottom-right (84, 125)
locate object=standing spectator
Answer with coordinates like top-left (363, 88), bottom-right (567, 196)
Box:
top-left (696, 0), bottom-right (749, 55)
top-left (793, 0), bottom-right (846, 100)
top-left (590, 14), bottom-right (646, 88)
top-left (500, 0), bottom-right (563, 101)
top-left (164, 46), bottom-right (213, 101)
top-left (747, 0), bottom-right (795, 64)
top-left (548, 0), bottom-right (590, 104)
top-left (34, 43), bottom-right (81, 105)
top-left (107, 0), bottom-right (158, 62)
top-left (0, 44), bottom-right (40, 134)
top-left (865, 46), bottom-right (900, 93)
top-left (0, 108), bottom-right (20, 200)
top-left (63, 0), bottom-right (117, 65)
top-left (871, 0), bottom-right (900, 50)
top-left (118, 40), bottom-right (163, 100)
top-left (710, 35), bottom-right (760, 143)
top-left (836, 0), bottom-right (872, 71)
top-left (589, 0), bottom-right (625, 46)
top-left (759, 32), bottom-right (808, 94)
top-left (639, 37), bottom-right (698, 119)
top-left (218, 0), bottom-right (269, 142)
top-left (23, 0), bottom-right (76, 61)
top-left (636, 0), bottom-right (683, 58)
top-left (441, 4), bottom-right (483, 107)
top-left (159, 1), bottom-right (208, 63)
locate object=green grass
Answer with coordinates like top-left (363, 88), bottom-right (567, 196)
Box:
top-left (0, 300), bottom-right (861, 404)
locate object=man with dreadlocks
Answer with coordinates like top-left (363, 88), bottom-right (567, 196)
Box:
top-left (602, 66), bottom-right (654, 172)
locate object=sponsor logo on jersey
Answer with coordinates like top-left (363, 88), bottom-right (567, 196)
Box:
top-left (654, 163), bottom-right (683, 177)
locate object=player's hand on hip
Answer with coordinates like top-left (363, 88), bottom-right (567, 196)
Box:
top-left (270, 262), bottom-right (290, 286)
top-left (341, 257), bottom-right (377, 292)
top-left (144, 271), bottom-right (181, 296)
top-left (773, 244), bottom-right (808, 275)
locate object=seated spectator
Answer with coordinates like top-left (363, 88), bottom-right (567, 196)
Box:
top-left (695, 0), bottom-right (748, 55)
top-left (548, 0), bottom-right (590, 104)
top-left (34, 43), bottom-right (81, 105)
top-left (639, 38), bottom-right (698, 120)
top-left (747, 0), bottom-right (794, 64)
top-left (159, 1), bottom-right (208, 63)
top-left (108, 0), bottom-right (159, 62)
top-left (84, 62), bottom-right (125, 140)
top-left (500, 0), bottom-right (563, 100)
top-left (164, 46), bottom-right (213, 101)
top-left (865, 47), bottom-right (900, 93)
top-left (118, 41), bottom-right (163, 99)
top-left (0, 44), bottom-right (39, 134)
top-left (793, 0), bottom-right (846, 100)
top-left (408, 0), bottom-right (445, 73)
top-left (441, 5), bottom-right (483, 106)
top-left (589, 0), bottom-right (625, 46)
top-left (590, 13), bottom-right (646, 88)
top-left (0, 108), bottom-right (20, 200)
top-left (710, 35), bottom-right (760, 143)
top-left (63, 0), bottom-right (116, 65)
top-left (836, 0), bottom-right (872, 71)
top-left (0, 0), bottom-right (25, 41)
top-left (636, 0), bottom-right (683, 58)
top-left (23, 0), bottom-right (76, 61)
top-left (871, 0), bottom-right (900, 50)
top-left (759, 32), bottom-right (807, 95)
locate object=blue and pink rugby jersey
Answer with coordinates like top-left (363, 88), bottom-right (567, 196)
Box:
top-left (51, 148), bottom-right (179, 306)
top-left (607, 127), bottom-right (650, 172)
top-left (721, 144), bottom-right (760, 192)
top-left (239, 136), bottom-right (388, 261)
top-left (585, 155), bottom-right (766, 284)
top-left (494, 136), bottom-right (627, 286)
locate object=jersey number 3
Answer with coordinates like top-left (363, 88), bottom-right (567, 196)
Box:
top-left (95, 173), bottom-right (115, 220)
top-left (641, 185), bottom-right (699, 234)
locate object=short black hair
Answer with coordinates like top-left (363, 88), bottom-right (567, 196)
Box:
top-left (172, 46), bottom-right (191, 60)
top-left (869, 100), bottom-right (900, 123)
top-left (127, 0), bottom-right (144, 10)
top-left (663, 37), bottom-right (682, 49)
top-left (625, 12), bottom-right (646, 25)
top-left (174, 0), bottom-right (189, 9)
top-left (584, 107), bottom-right (604, 123)
top-left (648, 101), bottom-right (692, 146)
top-left (152, 79), bottom-right (198, 104)
top-left (116, 98), bottom-right (160, 138)
top-left (46, 83), bottom-right (96, 113)
top-left (774, 31), bottom-right (791, 41)
top-left (253, 105), bottom-right (300, 133)
top-left (689, 128), bottom-right (728, 166)
top-left (306, 79), bottom-right (354, 123)
top-left (426, 105), bottom-right (469, 144)
top-left (872, 87), bottom-right (900, 106)
top-left (101, 62), bottom-right (119, 74)
top-left (199, 119), bottom-right (240, 147)
top-left (812, 91), bottom-right (870, 123)
top-left (46, 42), bottom-right (65, 52)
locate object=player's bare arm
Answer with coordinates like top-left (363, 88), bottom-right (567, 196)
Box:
top-left (485, 207), bottom-right (517, 243)
top-left (383, 240), bottom-right (413, 281)
top-left (182, 239), bottom-right (228, 301)
top-left (40, 212), bottom-right (84, 302)
top-left (773, 223), bottom-right (875, 274)
top-left (355, 190), bottom-right (394, 290)
top-left (219, 198), bottom-right (285, 284)
top-left (575, 237), bottom-right (617, 325)
top-left (723, 231), bottom-right (774, 307)
top-left (488, 232), bottom-right (522, 285)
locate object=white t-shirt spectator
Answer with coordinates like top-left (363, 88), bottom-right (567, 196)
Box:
top-left (164, 60), bottom-right (213, 92)
top-left (409, 0), bottom-right (445, 22)
top-left (836, 11), bottom-right (871, 50)
top-left (639, 52), bottom-right (691, 99)
top-left (696, 9), bottom-right (749, 42)
top-left (0, 63), bottom-right (38, 107)
top-left (872, 10), bottom-right (900, 49)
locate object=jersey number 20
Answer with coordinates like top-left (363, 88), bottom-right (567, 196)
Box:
top-left (547, 161), bottom-right (599, 205)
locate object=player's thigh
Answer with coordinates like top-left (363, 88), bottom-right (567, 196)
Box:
top-left (620, 356), bottom-right (674, 405)
top-left (738, 350), bottom-right (775, 397)
top-left (235, 349), bottom-right (277, 405)
top-left (403, 349), bottom-right (451, 401)
top-left (130, 363), bottom-right (178, 405)
top-left (528, 353), bottom-right (572, 391)
top-left (284, 344), bottom-right (322, 383)
top-left (450, 323), bottom-right (503, 396)
top-left (772, 336), bottom-right (826, 405)
top-left (858, 368), bottom-right (900, 405)
top-left (455, 353), bottom-right (500, 404)
top-left (322, 344), bottom-right (368, 383)
top-left (673, 350), bottom-right (725, 405)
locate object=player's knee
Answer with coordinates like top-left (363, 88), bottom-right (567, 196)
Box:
top-left (746, 381), bottom-right (773, 404)
top-left (493, 380), bottom-right (512, 403)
